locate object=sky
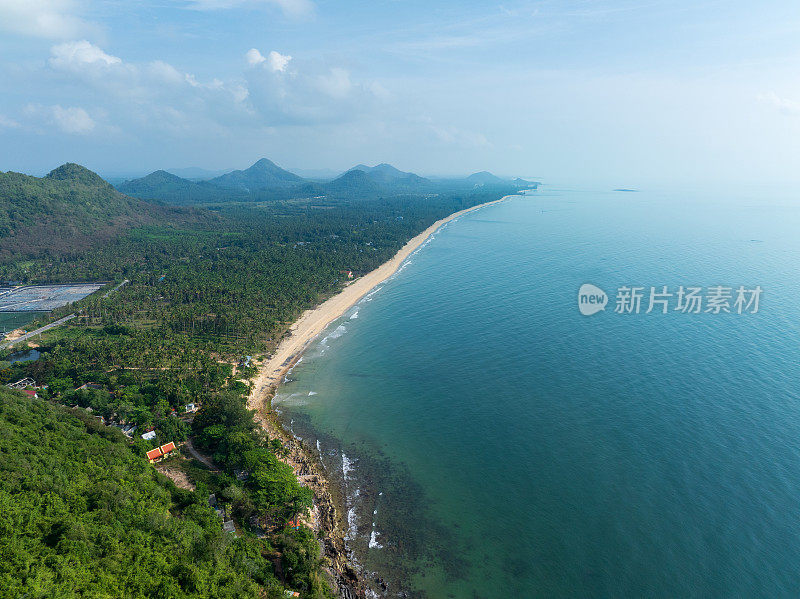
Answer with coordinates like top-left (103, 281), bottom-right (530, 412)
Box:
top-left (1, 0), bottom-right (800, 186)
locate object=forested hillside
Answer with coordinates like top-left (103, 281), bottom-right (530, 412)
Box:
top-left (0, 164), bottom-right (203, 260)
top-left (116, 170), bottom-right (229, 205)
top-left (0, 388), bottom-right (326, 598)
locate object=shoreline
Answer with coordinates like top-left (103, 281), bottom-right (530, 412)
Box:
top-left (247, 193), bottom-right (516, 595)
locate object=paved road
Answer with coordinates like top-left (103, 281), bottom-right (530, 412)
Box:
top-left (1, 313), bottom-right (76, 349)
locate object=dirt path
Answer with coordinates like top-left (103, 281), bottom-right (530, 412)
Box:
top-left (184, 438), bottom-right (218, 471)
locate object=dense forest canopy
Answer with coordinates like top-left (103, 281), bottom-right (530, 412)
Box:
top-left (0, 164), bottom-right (205, 261)
top-left (0, 388), bottom-right (327, 598)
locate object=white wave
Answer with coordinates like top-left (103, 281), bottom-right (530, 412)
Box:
top-left (342, 452), bottom-right (355, 480)
top-left (368, 529), bottom-right (383, 549)
top-left (395, 260), bottom-right (412, 275)
top-left (350, 310), bottom-right (359, 319)
top-left (321, 324), bottom-right (346, 345)
top-left (363, 286), bottom-right (383, 302)
top-left (308, 391), bottom-right (317, 396)
top-left (346, 506), bottom-right (358, 541)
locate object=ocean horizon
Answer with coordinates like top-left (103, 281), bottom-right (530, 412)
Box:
top-left (274, 187), bottom-right (800, 597)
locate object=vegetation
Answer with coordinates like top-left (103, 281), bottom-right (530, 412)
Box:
top-left (0, 163), bottom-right (204, 261)
top-left (0, 161), bottom-right (519, 596)
top-left (0, 387), bottom-right (328, 598)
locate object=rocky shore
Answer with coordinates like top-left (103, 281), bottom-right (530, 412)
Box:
top-left (251, 378), bottom-right (366, 598)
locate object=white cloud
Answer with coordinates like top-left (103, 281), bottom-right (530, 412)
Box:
top-left (369, 81), bottom-right (390, 99)
top-left (0, 114), bottom-right (20, 129)
top-left (430, 124), bottom-right (491, 148)
top-left (50, 40), bottom-right (122, 69)
top-left (246, 48), bottom-right (292, 72)
top-left (0, 0), bottom-right (94, 39)
top-left (52, 105), bottom-right (95, 133)
top-left (267, 50), bottom-right (292, 72)
top-left (147, 60), bottom-right (186, 84)
top-left (317, 68), bottom-right (351, 98)
top-left (758, 92), bottom-right (800, 115)
top-left (25, 104), bottom-right (96, 134)
top-left (246, 48), bottom-right (266, 66)
top-left (188, 0), bottom-right (313, 19)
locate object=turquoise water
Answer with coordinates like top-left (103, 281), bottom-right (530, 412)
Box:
top-left (276, 188), bottom-right (800, 597)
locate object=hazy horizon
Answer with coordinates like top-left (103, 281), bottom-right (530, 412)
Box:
top-left (2, 1), bottom-right (800, 188)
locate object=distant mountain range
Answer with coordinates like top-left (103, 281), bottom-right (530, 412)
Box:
top-left (115, 158), bottom-right (538, 205)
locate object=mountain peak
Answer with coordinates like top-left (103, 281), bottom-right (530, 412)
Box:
top-left (209, 158), bottom-right (304, 190)
top-left (249, 158), bottom-right (280, 170)
top-left (466, 171), bottom-right (504, 185)
top-left (346, 163), bottom-right (428, 187)
top-left (46, 163), bottom-right (108, 187)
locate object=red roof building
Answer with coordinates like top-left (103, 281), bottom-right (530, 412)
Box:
top-left (160, 442), bottom-right (176, 455)
top-left (146, 448), bottom-right (163, 462)
top-left (21, 389), bottom-right (38, 398)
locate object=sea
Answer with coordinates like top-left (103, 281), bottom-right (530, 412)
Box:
top-left (274, 186), bottom-right (800, 598)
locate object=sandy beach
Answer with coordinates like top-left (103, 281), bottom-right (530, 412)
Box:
top-left (247, 194), bottom-right (514, 411)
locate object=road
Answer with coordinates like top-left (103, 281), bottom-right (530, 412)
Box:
top-left (1, 279), bottom-right (129, 349)
top-left (0, 314), bottom-right (76, 349)
top-left (103, 279), bottom-right (129, 299)
top-left (184, 438), bottom-right (219, 472)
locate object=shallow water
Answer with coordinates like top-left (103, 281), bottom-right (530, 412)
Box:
top-left (276, 187), bottom-right (800, 597)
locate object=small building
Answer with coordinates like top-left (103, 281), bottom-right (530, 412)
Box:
top-left (8, 377), bottom-right (36, 390)
top-left (146, 441), bottom-right (176, 463)
top-left (21, 389), bottom-right (38, 399)
top-left (142, 431), bottom-right (156, 441)
top-left (121, 424), bottom-right (137, 437)
top-left (185, 403), bottom-right (198, 413)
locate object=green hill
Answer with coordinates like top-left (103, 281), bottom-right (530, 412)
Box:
top-left (323, 169), bottom-right (382, 197)
top-left (209, 158), bottom-right (306, 191)
top-left (117, 170), bottom-right (232, 205)
top-left (0, 164), bottom-right (198, 260)
top-left (348, 163), bottom-right (430, 189)
top-left (0, 388), bottom-right (283, 598)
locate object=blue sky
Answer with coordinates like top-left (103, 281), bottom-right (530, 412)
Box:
top-left (1, 0), bottom-right (800, 185)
